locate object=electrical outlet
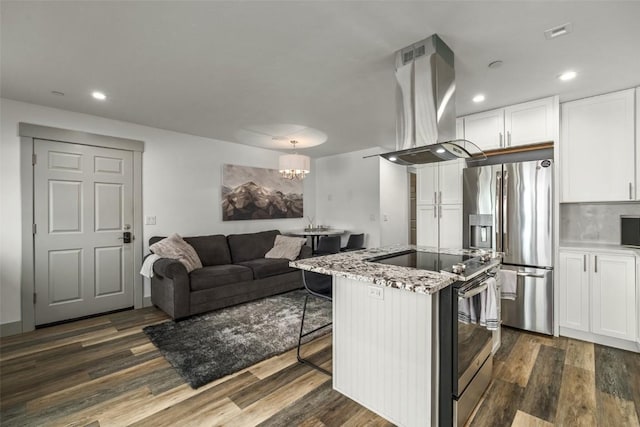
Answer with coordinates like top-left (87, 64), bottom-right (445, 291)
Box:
top-left (145, 216), bottom-right (156, 225)
top-left (368, 286), bottom-right (383, 300)
top-left (383, 214), bottom-right (389, 222)
top-left (369, 214), bottom-right (376, 221)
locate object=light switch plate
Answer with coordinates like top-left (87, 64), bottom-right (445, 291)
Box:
top-left (145, 216), bottom-right (156, 225)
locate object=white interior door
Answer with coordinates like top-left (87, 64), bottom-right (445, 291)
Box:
top-left (34, 139), bottom-right (134, 325)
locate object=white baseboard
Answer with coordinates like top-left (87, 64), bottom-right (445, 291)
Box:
top-left (0, 321), bottom-right (23, 337)
top-left (559, 327), bottom-right (640, 353)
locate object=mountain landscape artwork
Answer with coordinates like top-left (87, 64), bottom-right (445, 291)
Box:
top-left (222, 164), bottom-right (304, 221)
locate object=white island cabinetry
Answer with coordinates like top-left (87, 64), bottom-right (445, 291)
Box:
top-left (333, 276), bottom-right (437, 427)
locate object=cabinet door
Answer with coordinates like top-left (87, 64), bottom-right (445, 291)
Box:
top-left (636, 88), bottom-right (640, 200)
top-left (417, 205), bottom-right (438, 247)
top-left (560, 89), bottom-right (635, 202)
top-left (438, 160), bottom-right (464, 205)
top-left (416, 164), bottom-right (438, 205)
top-left (591, 253), bottom-right (637, 341)
top-left (558, 251), bottom-right (590, 332)
top-left (439, 205), bottom-right (463, 249)
top-left (504, 97), bottom-right (555, 147)
top-left (456, 117), bottom-right (464, 140)
top-left (463, 109), bottom-right (504, 151)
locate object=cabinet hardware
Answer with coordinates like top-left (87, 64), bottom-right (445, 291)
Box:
top-left (499, 132), bottom-right (503, 148)
top-left (516, 272), bottom-right (545, 278)
top-left (583, 254), bottom-right (586, 272)
top-left (507, 131), bottom-right (512, 146)
top-left (438, 191), bottom-right (442, 204)
top-left (434, 191), bottom-right (437, 205)
top-left (594, 255), bottom-right (598, 273)
top-left (439, 205), bottom-right (442, 218)
top-left (630, 182), bottom-right (633, 200)
top-left (433, 207), bottom-right (437, 218)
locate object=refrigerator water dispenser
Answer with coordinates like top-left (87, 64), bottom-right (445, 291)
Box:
top-left (469, 214), bottom-right (493, 249)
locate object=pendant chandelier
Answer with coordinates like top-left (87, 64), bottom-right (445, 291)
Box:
top-left (279, 140), bottom-right (310, 180)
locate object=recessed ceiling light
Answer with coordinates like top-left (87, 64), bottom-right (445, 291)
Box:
top-left (389, 156), bottom-right (397, 162)
top-left (544, 23), bottom-right (573, 40)
top-left (436, 148), bottom-right (446, 154)
top-left (472, 94), bottom-right (486, 103)
top-left (92, 91), bottom-right (107, 100)
top-left (558, 71), bottom-right (577, 81)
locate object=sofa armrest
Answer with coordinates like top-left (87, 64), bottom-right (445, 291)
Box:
top-left (298, 245), bottom-right (312, 260)
top-left (153, 258), bottom-right (188, 280)
top-left (151, 258), bottom-right (191, 320)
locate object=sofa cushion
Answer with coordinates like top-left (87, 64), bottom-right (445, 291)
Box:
top-left (227, 230), bottom-right (280, 263)
top-left (236, 258), bottom-right (297, 279)
top-left (265, 235), bottom-right (307, 261)
top-left (183, 235), bottom-right (231, 266)
top-left (149, 233), bottom-right (202, 272)
top-left (189, 265), bottom-right (253, 291)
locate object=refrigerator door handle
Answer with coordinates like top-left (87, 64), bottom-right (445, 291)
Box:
top-left (495, 172), bottom-right (502, 252)
top-left (503, 172), bottom-right (508, 256)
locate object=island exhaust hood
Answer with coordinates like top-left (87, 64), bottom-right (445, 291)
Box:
top-left (379, 35), bottom-right (485, 166)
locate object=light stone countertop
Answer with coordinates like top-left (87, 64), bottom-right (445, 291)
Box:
top-left (559, 242), bottom-right (640, 257)
top-left (289, 245), bottom-right (503, 295)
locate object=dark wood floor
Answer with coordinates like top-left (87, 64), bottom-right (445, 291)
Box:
top-left (1, 306), bottom-right (639, 426)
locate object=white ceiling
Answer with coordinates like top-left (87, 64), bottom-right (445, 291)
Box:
top-left (2, 1), bottom-right (639, 158)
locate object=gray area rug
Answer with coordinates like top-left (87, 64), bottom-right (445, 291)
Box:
top-left (143, 290), bottom-right (331, 389)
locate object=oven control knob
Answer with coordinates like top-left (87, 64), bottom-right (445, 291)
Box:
top-left (452, 263), bottom-right (466, 274)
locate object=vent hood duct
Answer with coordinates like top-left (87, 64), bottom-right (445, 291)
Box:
top-left (379, 34), bottom-right (485, 165)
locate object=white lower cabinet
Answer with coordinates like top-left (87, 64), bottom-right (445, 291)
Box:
top-left (558, 251), bottom-right (590, 332)
top-left (559, 249), bottom-right (637, 346)
top-left (439, 204), bottom-right (463, 249)
top-left (416, 205), bottom-right (438, 247)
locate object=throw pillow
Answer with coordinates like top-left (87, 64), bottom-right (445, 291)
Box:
top-left (265, 235), bottom-right (307, 261)
top-left (149, 233), bottom-right (203, 272)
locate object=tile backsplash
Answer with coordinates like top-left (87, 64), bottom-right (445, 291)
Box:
top-left (560, 202), bottom-right (640, 244)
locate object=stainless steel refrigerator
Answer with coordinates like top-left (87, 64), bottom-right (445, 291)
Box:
top-left (463, 159), bottom-right (553, 335)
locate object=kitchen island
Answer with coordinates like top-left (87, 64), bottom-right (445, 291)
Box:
top-left (290, 245), bottom-right (502, 427)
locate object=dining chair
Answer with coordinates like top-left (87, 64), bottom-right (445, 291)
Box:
top-left (315, 236), bottom-right (341, 255)
top-left (340, 233), bottom-right (365, 251)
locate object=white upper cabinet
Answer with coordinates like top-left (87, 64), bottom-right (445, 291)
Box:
top-left (462, 96), bottom-right (557, 152)
top-left (636, 87), bottom-right (640, 199)
top-left (416, 164), bottom-right (438, 205)
top-left (438, 160), bottom-right (464, 205)
top-left (416, 160), bottom-right (464, 249)
top-left (504, 97), bottom-right (556, 147)
top-left (417, 160), bottom-right (463, 206)
top-left (462, 109), bottom-right (504, 151)
top-left (560, 89), bottom-right (635, 202)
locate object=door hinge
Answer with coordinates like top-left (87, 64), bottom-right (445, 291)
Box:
top-left (33, 293), bottom-right (37, 304)
top-left (32, 224), bottom-right (37, 234)
top-left (32, 153), bottom-right (37, 165)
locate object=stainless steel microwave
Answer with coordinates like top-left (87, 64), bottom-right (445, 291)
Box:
top-left (621, 215), bottom-right (640, 248)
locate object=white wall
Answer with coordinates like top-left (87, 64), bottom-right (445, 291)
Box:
top-left (314, 148), bottom-right (382, 248)
top-left (379, 159), bottom-right (409, 246)
top-left (0, 98), bottom-right (315, 325)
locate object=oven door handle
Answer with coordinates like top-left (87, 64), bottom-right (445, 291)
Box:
top-left (516, 272), bottom-right (546, 278)
top-left (458, 282), bottom-right (488, 299)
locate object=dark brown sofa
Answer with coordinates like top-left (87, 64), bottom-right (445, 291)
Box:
top-left (149, 230), bottom-right (311, 320)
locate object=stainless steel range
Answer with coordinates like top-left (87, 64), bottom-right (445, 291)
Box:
top-left (367, 249), bottom-right (500, 427)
